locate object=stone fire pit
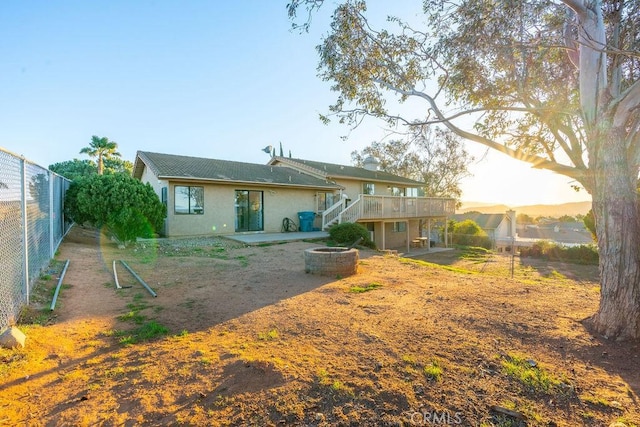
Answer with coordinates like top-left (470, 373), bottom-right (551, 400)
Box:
top-left (304, 247), bottom-right (359, 276)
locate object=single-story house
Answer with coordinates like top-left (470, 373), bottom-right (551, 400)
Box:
top-left (133, 151), bottom-right (456, 252)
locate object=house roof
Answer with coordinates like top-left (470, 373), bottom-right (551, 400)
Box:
top-left (539, 221), bottom-right (588, 231)
top-left (268, 157), bottom-right (425, 186)
top-left (517, 227), bottom-right (594, 244)
top-left (450, 212), bottom-right (507, 230)
top-left (133, 151), bottom-right (340, 189)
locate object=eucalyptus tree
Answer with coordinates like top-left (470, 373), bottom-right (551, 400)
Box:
top-left (79, 136), bottom-right (121, 175)
top-left (288, 0), bottom-right (640, 339)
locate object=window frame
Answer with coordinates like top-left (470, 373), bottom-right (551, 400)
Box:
top-left (316, 191), bottom-right (336, 213)
top-left (235, 190), bottom-right (264, 232)
top-left (174, 185), bottom-right (204, 215)
top-left (392, 221), bottom-right (407, 232)
top-left (389, 186), bottom-right (406, 197)
top-left (363, 182), bottom-right (375, 195)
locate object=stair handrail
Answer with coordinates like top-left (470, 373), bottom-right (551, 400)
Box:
top-left (338, 196), bottom-right (362, 224)
top-left (322, 198), bottom-right (347, 229)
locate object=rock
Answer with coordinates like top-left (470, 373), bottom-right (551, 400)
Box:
top-left (0, 326), bottom-right (27, 349)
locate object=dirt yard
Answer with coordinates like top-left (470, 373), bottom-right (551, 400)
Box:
top-left (1, 226), bottom-right (639, 426)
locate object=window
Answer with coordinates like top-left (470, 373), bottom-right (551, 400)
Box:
top-left (175, 186), bottom-right (204, 214)
top-left (363, 182), bottom-right (375, 195)
top-left (393, 222), bottom-right (407, 232)
top-left (389, 186), bottom-right (406, 196)
top-left (406, 187), bottom-right (418, 197)
top-left (317, 192), bottom-right (336, 212)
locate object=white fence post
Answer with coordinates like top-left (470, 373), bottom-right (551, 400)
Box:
top-left (49, 170), bottom-right (55, 258)
top-left (20, 157), bottom-right (30, 305)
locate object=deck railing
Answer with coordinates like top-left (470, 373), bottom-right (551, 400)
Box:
top-left (323, 194), bottom-right (455, 229)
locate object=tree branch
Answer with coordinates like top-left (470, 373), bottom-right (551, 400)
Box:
top-left (563, 8), bottom-right (580, 68)
top-left (559, 0), bottom-right (588, 18)
top-left (613, 80), bottom-right (640, 129)
top-left (397, 85), bottom-right (585, 180)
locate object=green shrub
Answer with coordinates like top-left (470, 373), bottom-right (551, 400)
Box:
top-left (447, 219), bottom-right (493, 249)
top-left (583, 209), bottom-right (597, 241)
top-left (451, 234), bottom-right (493, 249)
top-left (328, 222), bottom-right (375, 248)
top-left (452, 219), bottom-right (484, 235)
top-left (65, 174), bottom-right (166, 245)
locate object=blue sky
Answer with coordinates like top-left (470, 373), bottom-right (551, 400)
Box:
top-left (0, 1), bottom-right (591, 207)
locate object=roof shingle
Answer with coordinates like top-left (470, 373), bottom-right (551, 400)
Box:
top-left (134, 151), bottom-right (340, 189)
top-left (450, 212), bottom-right (507, 230)
top-left (269, 157), bottom-right (425, 186)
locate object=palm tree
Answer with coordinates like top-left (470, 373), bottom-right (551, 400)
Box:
top-left (80, 136), bottom-right (121, 175)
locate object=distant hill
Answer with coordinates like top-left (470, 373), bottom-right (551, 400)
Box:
top-left (458, 201), bottom-right (592, 218)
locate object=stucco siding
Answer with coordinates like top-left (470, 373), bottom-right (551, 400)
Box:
top-left (334, 178), bottom-right (417, 200)
top-left (379, 219), bottom-right (422, 250)
top-left (333, 179), bottom-right (362, 201)
top-left (384, 221), bottom-right (407, 249)
top-left (408, 219), bottom-right (421, 240)
top-left (163, 181), bottom-right (319, 237)
top-left (491, 219), bottom-right (516, 250)
top-left (140, 166), bottom-right (166, 196)
top-left (138, 167), bottom-right (169, 235)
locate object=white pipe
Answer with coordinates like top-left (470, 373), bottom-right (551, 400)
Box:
top-left (50, 260), bottom-right (70, 311)
top-left (113, 260), bottom-right (121, 289)
top-left (120, 261), bottom-right (157, 297)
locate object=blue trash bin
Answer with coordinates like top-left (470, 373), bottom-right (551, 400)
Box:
top-left (297, 211), bottom-right (315, 232)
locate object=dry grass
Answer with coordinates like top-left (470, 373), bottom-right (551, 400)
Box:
top-left (0, 227), bottom-right (638, 426)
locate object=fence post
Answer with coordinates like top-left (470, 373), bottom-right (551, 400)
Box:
top-left (20, 158), bottom-right (29, 305)
top-left (49, 170), bottom-right (54, 258)
top-left (444, 217), bottom-right (449, 248)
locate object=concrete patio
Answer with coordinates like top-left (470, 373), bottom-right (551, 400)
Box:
top-left (224, 231), bottom-right (329, 245)
top-left (223, 231), bottom-right (452, 258)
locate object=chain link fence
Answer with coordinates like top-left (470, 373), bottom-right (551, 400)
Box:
top-left (0, 148), bottom-right (71, 331)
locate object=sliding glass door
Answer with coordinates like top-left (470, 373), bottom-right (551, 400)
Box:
top-left (235, 190), bottom-right (263, 232)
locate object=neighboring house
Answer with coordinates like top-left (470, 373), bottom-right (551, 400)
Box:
top-left (450, 209), bottom-right (594, 250)
top-left (133, 151), bottom-right (455, 252)
top-left (450, 210), bottom-right (517, 251)
top-left (517, 222), bottom-right (594, 246)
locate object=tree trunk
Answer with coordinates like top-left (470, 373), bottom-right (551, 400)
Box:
top-left (589, 126), bottom-right (640, 340)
